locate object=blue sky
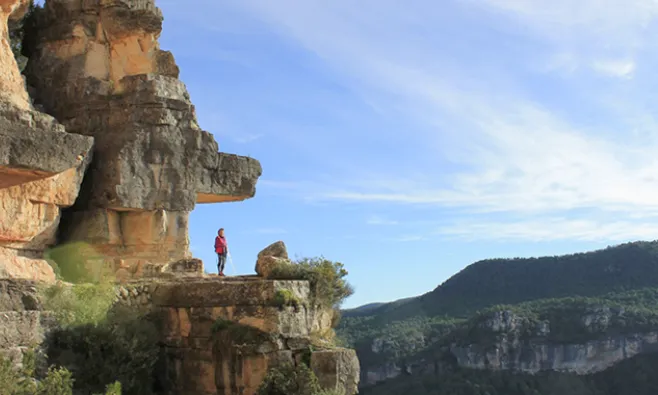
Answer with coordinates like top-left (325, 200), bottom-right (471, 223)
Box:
top-left (155, 0), bottom-right (658, 309)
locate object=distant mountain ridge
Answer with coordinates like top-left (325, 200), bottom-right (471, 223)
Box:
top-left (344, 240), bottom-right (658, 321)
top-left (337, 240), bottom-right (658, 394)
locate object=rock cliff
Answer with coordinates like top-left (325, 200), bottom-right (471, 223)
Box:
top-left (356, 307), bottom-right (658, 387)
top-left (115, 276), bottom-right (360, 395)
top-left (23, 0), bottom-right (261, 274)
top-left (0, 0), bottom-right (94, 283)
top-left (0, 0), bottom-right (361, 393)
top-left (450, 310), bottom-right (658, 375)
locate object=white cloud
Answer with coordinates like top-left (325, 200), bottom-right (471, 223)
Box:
top-left (471, 0), bottom-right (656, 78)
top-left (192, 0), bottom-right (658, 242)
top-left (366, 215), bottom-right (398, 226)
top-left (394, 235), bottom-right (427, 242)
top-left (591, 59), bottom-right (636, 78)
top-left (438, 217), bottom-right (658, 243)
top-left (198, 112), bottom-right (263, 145)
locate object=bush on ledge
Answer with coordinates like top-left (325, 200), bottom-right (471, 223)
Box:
top-left (268, 256), bottom-right (354, 309)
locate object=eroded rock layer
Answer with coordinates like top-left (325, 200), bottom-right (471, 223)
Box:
top-left (0, 0), bottom-right (94, 282)
top-left (0, 0), bottom-right (31, 109)
top-left (115, 277), bottom-right (361, 395)
top-left (24, 0), bottom-right (262, 270)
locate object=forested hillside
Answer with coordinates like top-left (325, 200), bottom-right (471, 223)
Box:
top-left (337, 241), bottom-right (658, 394)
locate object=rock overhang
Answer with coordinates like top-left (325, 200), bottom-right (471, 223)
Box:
top-left (0, 104), bottom-right (94, 188)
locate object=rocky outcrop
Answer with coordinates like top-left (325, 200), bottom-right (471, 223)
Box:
top-left (0, 0), bottom-right (94, 283)
top-left (256, 241), bottom-right (291, 278)
top-left (0, 279), bottom-right (55, 369)
top-left (451, 332), bottom-right (658, 375)
top-left (114, 276), bottom-right (360, 395)
top-left (0, 0), bottom-right (31, 109)
top-left (0, 104), bottom-right (93, 282)
top-left (311, 349), bottom-right (360, 395)
top-left (450, 310), bottom-right (658, 375)
top-left (23, 0), bottom-right (262, 275)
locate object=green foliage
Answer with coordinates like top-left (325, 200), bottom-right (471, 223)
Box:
top-left (0, 353), bottom-right (35, 395)
top-left (0, 352), bottom-right (76, 395)
top-left (97, 381), bottom-right (122, 395)
top-left (40, 281), bottom-right (116, 328)
top-left (211, 317), bottom-right (275, 345)
top-left (273, 289), bottom-right (301, 308)
top-left (256, 363), bottom-right (321, 395)
top-left (313, 390), bottom-right (345, 395)
top-left (211, 317), bottom-right (232, 332)
top-left (360, 352), bottom-right (658, 395)
top-left (44, 242), bottom-right (111, 284)
top-left (36, 366), bottom-right (74, 395)
top-left (45, 308), bottom-right (160, 395)
top-left (338, 240), bottom-right (658, 395)
top-left (38, 280), bottom-right (158, 394)
top-left (269, 256), bottom-right (354, 309)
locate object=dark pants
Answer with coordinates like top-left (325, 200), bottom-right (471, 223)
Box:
top-left (217, 253), bottom-right (227, 274)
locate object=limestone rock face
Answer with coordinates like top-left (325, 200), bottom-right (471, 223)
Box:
top-left (450, 310), bottom-right (658, 375)
top-left (0, 280), bottom-right (55, 368)
top-left (0, 0), bottom-right (31, 110)
top-left (311, 349), bottom-right (361, 395)
top-left (24, 0), bottom-right (262, 270)
top-left (256, 241), bottom-right (291, 277)
top-left (121, 277), bottom-right (361, 395)
top-left (0, 99), bottom-right (93, 283)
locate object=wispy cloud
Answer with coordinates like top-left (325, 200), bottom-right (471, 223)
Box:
top-left (393, 235), bottom-right (427, 243)
top-left (438, 217), bottom-right (658, 243)
top-left (198, 112), bottom-right (264, 145)
top-left (591, 59), bottom-right (636, 78)
top-left (187, 0), bottom-right (658, 242)
top-left (366, 215), bottom-right (398, 226)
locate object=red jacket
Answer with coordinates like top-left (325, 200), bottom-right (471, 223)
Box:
top-left (215, 236), bottom-right (227, 254)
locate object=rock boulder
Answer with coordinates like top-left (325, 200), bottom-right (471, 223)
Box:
top-left (256, 241), bottom-right (292, 278)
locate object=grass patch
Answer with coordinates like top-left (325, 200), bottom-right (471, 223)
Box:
top-left (39, 281), bottom-right (116, 328)
top-left (44, 242), bottom-right (111, 284)
top-left (273, 289), bottom-right (301, 309)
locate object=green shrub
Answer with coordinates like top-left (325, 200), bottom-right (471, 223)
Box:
top-left (273, 289), bottom-right (301, 308)
top-left (211, 318), bottom-right (275, 345)
top-left (269, 256), bottom-right (354, 309)
top-left (44, 242), bottom-right (111, 284)
top-left (256, 362), bottom-right (321, 395)
top-left (314, 389), bottom-right (346, 395)
top-left (211, 317), bottom-right (233, 333)
top-left (0, 354), bottom-right (35, 395)
top-left (0, 352), bottom-right (77, 395)
top-left (36, 366), bottom-right (74, 395)
top-left (40, 281), bottom-right (116, 328)
top-left (45, 312), bottom-right (159, 395)
top-left (98, 381), bottom-right (122, 395)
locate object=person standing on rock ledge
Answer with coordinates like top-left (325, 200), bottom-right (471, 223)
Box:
top-left (215, 228), bottom-right (228, 277)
